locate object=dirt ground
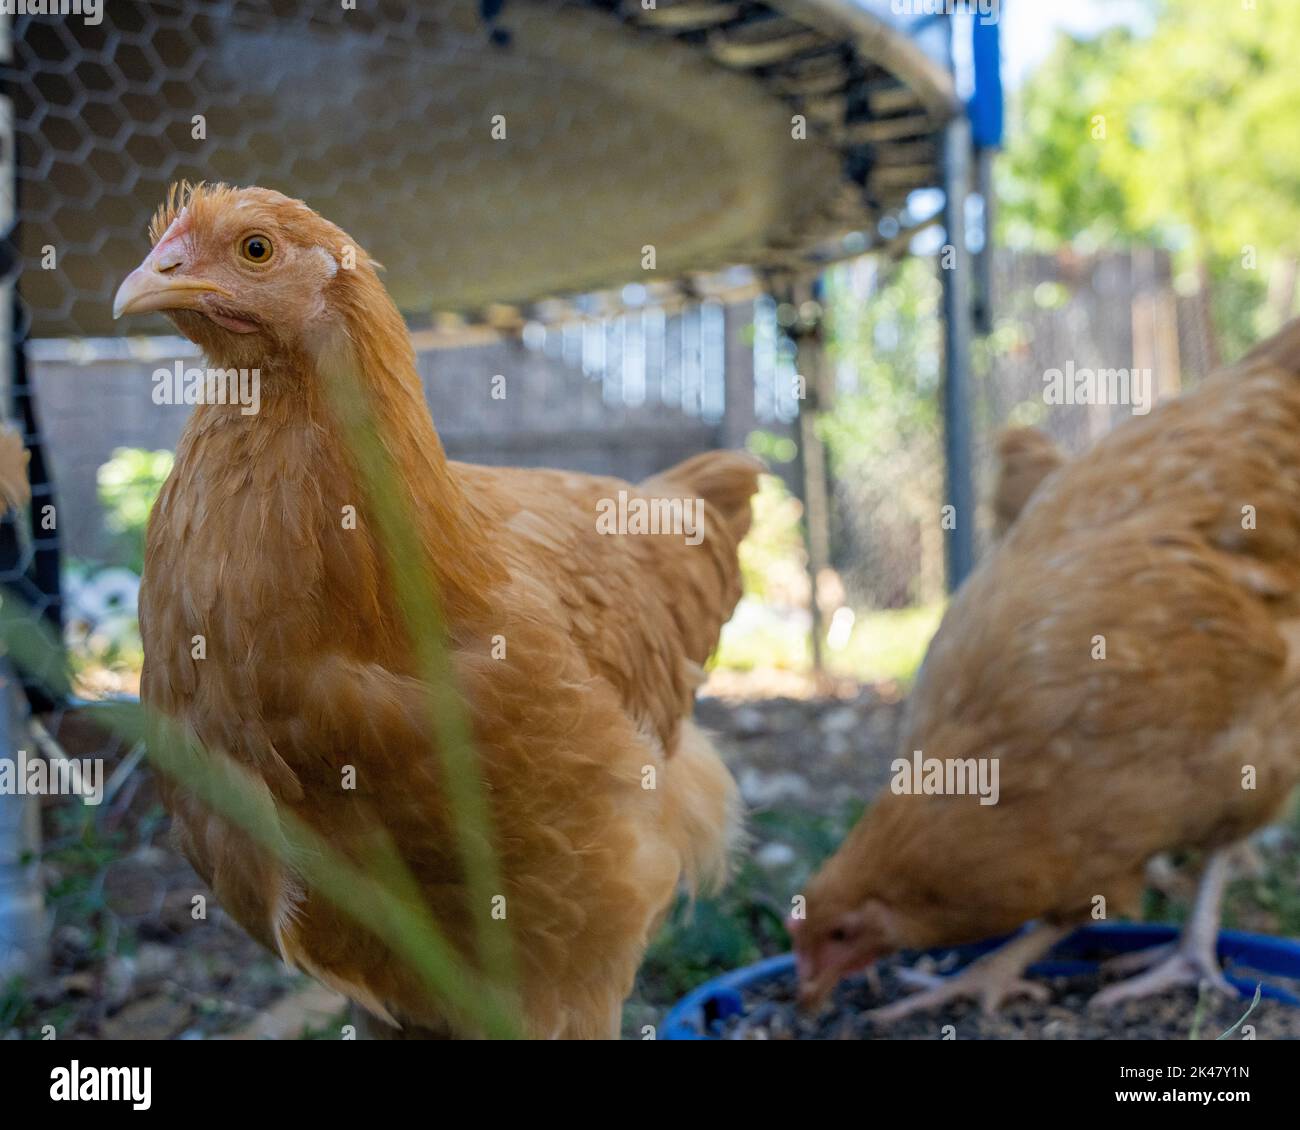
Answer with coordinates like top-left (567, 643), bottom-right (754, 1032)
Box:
top-left (5, 688), bottom-right (1298, 1040)
top-left (696, 685), bottom-right (905, 815)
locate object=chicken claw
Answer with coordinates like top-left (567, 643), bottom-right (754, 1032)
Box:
top-left (868, 924), bottom-right (1067, 1023)
top-left (1090, 850), bottom-right (1233, 1009)
top-left (1089, 949), bottom-right (1233, 1009)
top-left (868, 969), bottom-right (1048, 1023)
top-left (1100, 941), bottom-right (1176, 976)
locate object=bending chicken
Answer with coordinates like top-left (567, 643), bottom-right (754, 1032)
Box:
top-left (795, 322), bottom-right (1300, 1018)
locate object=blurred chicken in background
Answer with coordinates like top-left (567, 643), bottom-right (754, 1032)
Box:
top-left (793, 319), bottom-right (1300, 1018)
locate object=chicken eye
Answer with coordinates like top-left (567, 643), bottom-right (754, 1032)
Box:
top-left (829, 927), bottom-right (848, 943)
top-left (239, 234), bottom-right (273, 264)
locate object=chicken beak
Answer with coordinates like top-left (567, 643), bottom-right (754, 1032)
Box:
top-left (793, 927), bottom-right (881, 1014)
top-left (793, 937), bottom-right (835, 1013)
top-left (112, 249), bottom-right (231, 320)
top-left (795, 964), bottom-right (837, 1014)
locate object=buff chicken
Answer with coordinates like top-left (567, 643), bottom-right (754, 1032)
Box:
top-left (794, 322), bottom-right (1300, 1018)
top-left (113, 183), bottom-right (759, 1039)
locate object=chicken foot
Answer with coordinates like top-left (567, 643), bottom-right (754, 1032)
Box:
top-left (1090, 849), bottom-right (1233, 1009)
top-left (867, 923), bottom-right (1069, 1023)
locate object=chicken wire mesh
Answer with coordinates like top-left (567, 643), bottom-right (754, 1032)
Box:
top-left (9, 0), bottom-right (954, 338)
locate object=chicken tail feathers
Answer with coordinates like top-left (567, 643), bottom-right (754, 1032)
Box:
top-left (663, 721), bottom-right (744, 897)
top-left (993, 426), bottom-right (1065, 538)
top-left (643, 450), bottom-right (764, 544)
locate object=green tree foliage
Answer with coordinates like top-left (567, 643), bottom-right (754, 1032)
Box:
top-left (999, 27), bottom-right (1141, 252)
top-left (1000, 1), bottom-right (1295, 355)
top-left (735, 472), bottom-right (808, 608)
top-left (1099, 1), bottom-right (1300, 263)
top-left (96, 447), bottom-right (173, 574)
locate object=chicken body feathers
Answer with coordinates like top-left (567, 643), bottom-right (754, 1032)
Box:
top-left (144, 402), bottom-right (753, 1036)
top-left (460, 451), bottom-right (761, 755)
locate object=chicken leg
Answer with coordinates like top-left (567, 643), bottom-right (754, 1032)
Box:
top-left (868, 923), bottom-right (1069, 1023)
top-left (1089, 850), bottom-right (1233, 1009)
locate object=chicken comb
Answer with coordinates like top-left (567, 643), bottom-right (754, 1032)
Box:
top-left (148, 181), bottom-right (251, 244)
top-left (147, 181), bottom-right (381, 275)
top-left (148, 179), bottom-right (203, 244)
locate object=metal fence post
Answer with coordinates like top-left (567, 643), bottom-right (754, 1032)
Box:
top-left (940, 91), bottom-right (975, 589)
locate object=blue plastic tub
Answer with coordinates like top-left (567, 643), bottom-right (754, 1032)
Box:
top-left (661, 923), bottom-right (1300, 1040)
